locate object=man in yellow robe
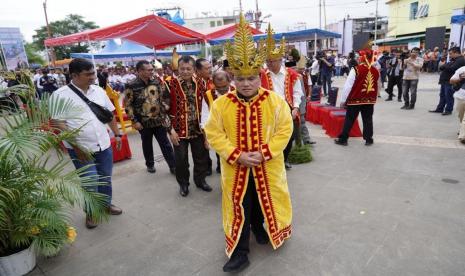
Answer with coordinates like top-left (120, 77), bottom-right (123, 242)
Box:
top-left (204, 14), bottom-right (294, 273)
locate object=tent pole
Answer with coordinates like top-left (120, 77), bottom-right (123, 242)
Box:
top-left (153, 47), bottom-right (157, 60)
top-left (87, 36), bottom-right (97, 77)
top-left (314, 32), bottom-right (317, 56)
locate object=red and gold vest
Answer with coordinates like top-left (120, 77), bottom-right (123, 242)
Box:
top-left (168, 77), bottom-right (204, 138)
top-left (260, 68), bottom-right (299, 108)
top-left (346, 64), bottom-right (380, 105)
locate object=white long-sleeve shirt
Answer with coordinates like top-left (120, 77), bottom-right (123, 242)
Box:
top-left (269, 66), bottom-right (304, 109)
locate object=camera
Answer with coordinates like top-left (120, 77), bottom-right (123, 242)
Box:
top-left (315, 51), bottom-right (325, 60)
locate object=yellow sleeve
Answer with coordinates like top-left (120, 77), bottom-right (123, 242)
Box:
top-left (260, 98), bottom-right (293, 161)
top-left (204, 100), bottom-right (242, 165)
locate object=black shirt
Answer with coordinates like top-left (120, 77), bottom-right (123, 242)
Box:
top-left (39, 75), bottom-right (58, 93)
top-left (439, 56), bottom-right (465, 85)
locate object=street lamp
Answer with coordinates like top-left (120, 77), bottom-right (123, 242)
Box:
top-left (365, 0), bottom-right (379, 46)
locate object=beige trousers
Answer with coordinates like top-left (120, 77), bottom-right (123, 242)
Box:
top-left (456, 98), bottom-right (465, 140)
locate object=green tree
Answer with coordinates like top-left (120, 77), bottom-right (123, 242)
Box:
top-left (24, 42), bottom-right (45, 65)
top-left (32, 14), bottom-right (98, 60)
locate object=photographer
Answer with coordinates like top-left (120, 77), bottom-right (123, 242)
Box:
top-left (401, 48), bottom-right (423, 110)
top-left (429, 47), bottom-right (465, 115)
top-left (450, 65), bottom-right (465, 144)
top-left (318, 51), bottom-right (335, 97)
top-left (385, 49), bottom-right (404, 102)
top-left (39, 68), bottom-right (58, 94)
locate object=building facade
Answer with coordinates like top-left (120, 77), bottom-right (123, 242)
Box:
top-left (184, 15), bottom-right (238, 31)
top-left (326, 17), bottom-right (388, 55)
top-left (379, 0), bottom-right (465, 50)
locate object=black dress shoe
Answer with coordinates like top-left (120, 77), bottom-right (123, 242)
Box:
top-left (334, 139), bottom-right (348, 146)
top-left (195, 181), bottom-right (212, 192)
top-left (206, 168), bottom-right (212, 176)
top-left (223, 253), bottom-right (250, 273)
top-left (385, 97), bottom-right (393, 101)
top-left (397, 98), bottom-right (402, 102)
top-left (400, 105), bottom-right (408, 109)
top-left (285, 162), bottom-right (292, 170)
top-left (216, 166), bottom-right (221, 173)
top-left (365, 140), bottom-right (374, 146)
top-left (147, 166), bottom-right (156, 173)
top-left (429, 110), bottom-right (442, 113)
top-left (169, 167), bottom-right (176, 175)
top-left (179, 185), bottom-right (189, 197)
top-left (442, 111), bottom-right (452, 115)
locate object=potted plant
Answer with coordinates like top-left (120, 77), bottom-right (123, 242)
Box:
top-left (0, 71), bottom-right (108, 275)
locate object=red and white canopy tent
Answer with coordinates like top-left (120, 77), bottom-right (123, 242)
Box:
top-left (45, 14), bottom-right (206, 48)
top-left (200, 23), bottom-right (263, 41)
top-left (44, 14), bottom-right (207, 65)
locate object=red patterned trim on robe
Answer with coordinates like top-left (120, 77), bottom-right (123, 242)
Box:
top-left (260, 144), bottom-right (272, 161)
top-left (226, 148), bottom-right (242, 165)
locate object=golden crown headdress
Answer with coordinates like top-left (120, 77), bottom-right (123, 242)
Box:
top-left (265, 23), bottom-right (286, 59)
top-left (224, 13), bottom-right (267, 76)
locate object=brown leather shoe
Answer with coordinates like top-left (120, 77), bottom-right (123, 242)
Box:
top-left (107, 204), bottom-right (123, 215)
top-left (86, 215), bottom-right (98, 229)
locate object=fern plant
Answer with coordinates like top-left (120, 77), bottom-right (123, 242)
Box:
top-left (0, 71), bottom-right (108, 257)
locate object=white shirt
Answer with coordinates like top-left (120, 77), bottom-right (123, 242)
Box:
top-left (200, 88), bottom-right (232, 128)
top-left (50, 82), bottom-right (115, 152)
top-left (268, 66), bottom-right (303, 108)
top-left (451, 66), bottom-right (465, 100)
top-left (340, 68), bottom-right (356, 103)
top-left (122, 73), bottom-right (136, 84)
top-left (33, 73), bottom-right (43, 89)
top-left (311, 60), bottom-right (319, 75)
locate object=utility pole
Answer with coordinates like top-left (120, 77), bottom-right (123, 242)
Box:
top-left (43, 0), bottom-right (55, 66)
top-left (365, 0), bottom-right (379, 46)
top-left (319, 0), bottom-right (322, 29)
top-left (254, 0), bottom-right (262, 29)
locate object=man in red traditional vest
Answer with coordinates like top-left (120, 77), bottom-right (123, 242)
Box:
top-left (167, 55), bottom-right (212, 196)
top-left (261, 24), bottom-right (304, 169)
top-left (335, 49), bottom-right (380, 146)
top-left (195, 58), bottom-right (215, 175)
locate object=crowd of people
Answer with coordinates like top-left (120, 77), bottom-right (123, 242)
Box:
top-left (2, 16), bottom-right (465, 273)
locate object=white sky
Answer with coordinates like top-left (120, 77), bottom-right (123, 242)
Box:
top-left (1, 0), bottom-right (388, 42)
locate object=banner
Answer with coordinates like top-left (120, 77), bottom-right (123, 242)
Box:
top-left (0, 28), bottom-right (29, 70)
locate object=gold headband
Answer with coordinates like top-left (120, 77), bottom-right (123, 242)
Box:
top-left (265, 23), bottom-right (286, 60)
top-left (224, 13), bottom-right (266, 76)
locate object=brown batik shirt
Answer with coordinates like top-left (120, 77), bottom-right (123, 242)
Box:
top-left (124, 77), bottom-right (171, 129)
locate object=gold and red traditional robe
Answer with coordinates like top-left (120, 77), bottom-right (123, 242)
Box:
top-left (204, 87), bottom-right (293, 257)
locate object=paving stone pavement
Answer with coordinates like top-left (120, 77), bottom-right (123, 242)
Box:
top-left (29, 73), bottom-right (465, 276)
